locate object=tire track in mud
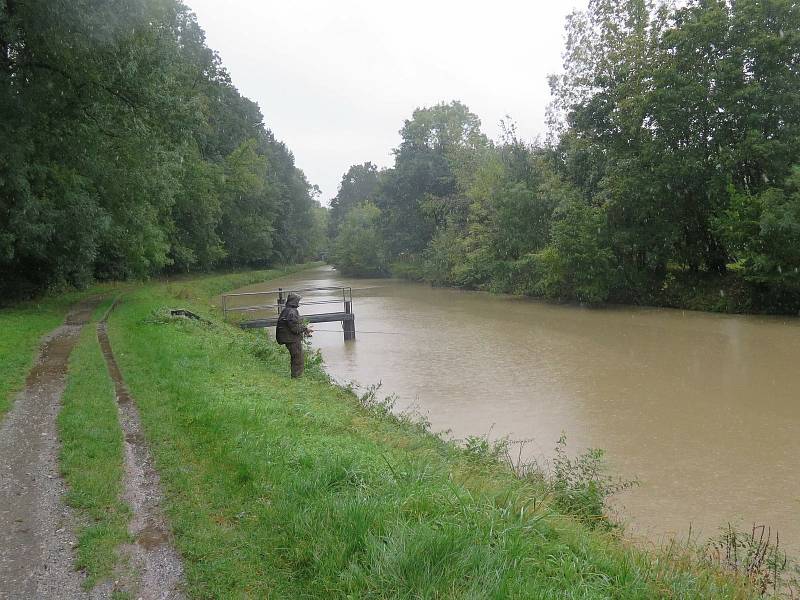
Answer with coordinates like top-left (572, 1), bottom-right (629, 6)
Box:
top-left (0, 298), bottom-right (101, 599)
top-left (96, 302), bottom-right (186, 599)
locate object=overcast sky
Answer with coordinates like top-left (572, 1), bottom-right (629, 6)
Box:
top-left (183, 0), bottom-right (588, 204)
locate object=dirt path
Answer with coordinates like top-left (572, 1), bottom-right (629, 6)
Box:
top-left (0, 299), bottom-right (100, 599)
top-left (97, 307), bottom-right (186, 599)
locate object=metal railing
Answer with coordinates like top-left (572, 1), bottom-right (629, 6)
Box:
top-left (221, 286), bottom-right (353, 320)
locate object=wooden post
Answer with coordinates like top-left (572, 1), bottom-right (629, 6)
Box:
top-left (343, 300), bottom-right (356, 341)
top-left (277, 288), bottom-right (284, 314)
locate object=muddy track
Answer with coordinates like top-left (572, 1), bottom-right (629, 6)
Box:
top-left (97, 303), bottom-right (186, 599)
top-left (0, 298), bottom-right (101, 599)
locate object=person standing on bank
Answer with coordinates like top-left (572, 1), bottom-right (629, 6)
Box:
top-left (275, 292), bottom-right (311, 378)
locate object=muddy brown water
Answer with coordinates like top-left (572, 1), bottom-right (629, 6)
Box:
top-left (233, 265), bottom-right (800, 554)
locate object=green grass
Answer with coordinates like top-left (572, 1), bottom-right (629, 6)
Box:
top-left (53, 264), bottom-right (318, 590)
top-left (58, 298), bottom-right (131, 588)
top-left (0, 289), bottom-right (95, 419)
top-left (101, 268), bottom-right (756, 599)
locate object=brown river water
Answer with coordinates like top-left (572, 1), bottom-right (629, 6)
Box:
top-left (235, 265), bottom-right (800, 553)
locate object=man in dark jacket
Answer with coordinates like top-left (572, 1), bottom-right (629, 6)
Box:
top-left (275, 292), bottom-right (310, 378)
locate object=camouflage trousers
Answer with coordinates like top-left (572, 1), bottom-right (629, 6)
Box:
top-left (285, 340), bottom-right (304, 378)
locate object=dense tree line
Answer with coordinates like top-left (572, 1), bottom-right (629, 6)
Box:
top-left (1, 0), bottom-right (324, 298)
top-left (330, 0), bottom-right (800, 313)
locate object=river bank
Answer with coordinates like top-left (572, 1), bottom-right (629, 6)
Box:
top-left (97, 269), bottom-right (776, 596)
top-left (1, 266), bottom-right (787, 596)
top-left (389, 261), bottom-right (800, 316)
top-left (241, 265), bottom-right (800, 561)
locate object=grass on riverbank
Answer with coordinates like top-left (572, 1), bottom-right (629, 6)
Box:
top-left (58, 299), bottom-right (131, 588)
top-left (0, 287), bottom-right (109, 420)
top-left (103, 268), bottom-right (757, 598)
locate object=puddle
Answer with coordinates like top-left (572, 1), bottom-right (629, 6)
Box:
top-left (125, 432), bottom-right (144, 445)
top-left (136, 522), bottom-right (170, 550)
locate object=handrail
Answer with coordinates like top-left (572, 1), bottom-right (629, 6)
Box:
top-left (222, 286), bottom-right (352, 319)
top-left (222, 286), bottom-right (348, 298)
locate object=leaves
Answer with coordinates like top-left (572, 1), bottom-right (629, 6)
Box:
top-left (0, 0), bottom-right (321, 297)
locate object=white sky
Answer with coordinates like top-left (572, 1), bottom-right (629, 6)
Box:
top-left (183, 0), bottom-right (588, 204)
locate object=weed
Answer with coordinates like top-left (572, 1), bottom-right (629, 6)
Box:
top-left (499, 434), bottom-right (638, 530)
top-left (705, 524), bottom-right (800, 597)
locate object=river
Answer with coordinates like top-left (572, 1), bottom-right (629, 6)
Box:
top-left (235, 265), bottom-right (800, 554)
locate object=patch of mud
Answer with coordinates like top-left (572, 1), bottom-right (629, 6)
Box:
top-left (124, 431), bottom-right (145, 445)
top-left (97, 309), bottom-right (186, 599)
top-left (0, 298), bottom-right (102, 599)
top-left (136, 521), bottom-right (171, 550)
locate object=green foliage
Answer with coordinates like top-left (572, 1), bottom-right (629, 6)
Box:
top-left (548, 434), bottom-right (637, 530)
top-left (421, 225), bottom-right (469, 286)
top-left (328, 162), bottom-right (380, 239)
top-left (331, 203), bottom-right (388, 277)
top-left (376, 101), bottom-right (488, 257)
top-left (716, 168), bottom-right (800, 307)
top-left (704, 524), bottom-right (799, 597)
top-left (0, 0), bottom-right (321, 296)
top-left (329, 0), bottom-right (800, 313)
top-left (218, 139), bottom-right (274, 265)
top-left (534, 200), bottom-right (618, 303)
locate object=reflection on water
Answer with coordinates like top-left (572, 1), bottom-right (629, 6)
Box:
top-left (237, 266), bottom-right (800, 553)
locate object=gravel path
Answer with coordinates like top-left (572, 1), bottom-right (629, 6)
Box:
top-left (97, 306), bottom-right (186, 599)
top-left (0, 299), bottom-right (100, 599)
top-left (0, 298), bottom-right (187, 599)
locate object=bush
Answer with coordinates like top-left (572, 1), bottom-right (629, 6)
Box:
top-left (534, 200), bottom-right (618, 303)
top-left (331, 203), bottom-right (389, 277)
top-left (421, 226), bottom-right (469, 286)
top-left (548, 434), bottom-right (637, 529)
top-left (715, 169), bottom-right (800, 311)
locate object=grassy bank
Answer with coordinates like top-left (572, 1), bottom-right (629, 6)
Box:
top-left (58, 299), bottom-right (131, 588)
top-left (101, 267), bottom-right (757, 598)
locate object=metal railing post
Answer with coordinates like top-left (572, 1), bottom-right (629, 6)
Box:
top-left (343, 299), bottom-right (356, 341)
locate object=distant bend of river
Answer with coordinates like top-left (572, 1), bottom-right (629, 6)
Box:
top-left (234, 265), bottom-right (800, 554)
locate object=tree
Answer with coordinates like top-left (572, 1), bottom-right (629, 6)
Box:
top-left (328, 162), bottom-right (380, 238)
top-left (376, 101), bottom-right (488, 257)
top-left (716, 167), bottom-right (800, 305)
top-left (331, 203), bottom-right (387, 277)
top-left (534, 200), bottom-right (618, 303)
top-left (0, 0), bottom-right (321, 297)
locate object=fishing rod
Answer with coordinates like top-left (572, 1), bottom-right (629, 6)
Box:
top-left (308, 327), bottom-right (404, 336)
